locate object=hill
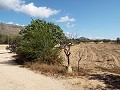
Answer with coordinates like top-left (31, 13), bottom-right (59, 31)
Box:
top-left (0, 23), bottom-right (24, 36)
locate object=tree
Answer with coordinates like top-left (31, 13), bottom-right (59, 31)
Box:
top-left (117, 37), bottom-right (120, 44)
top-left (64, 43), bottom-right (72, 73)
top-left (20, 19), bottom-right (65, 44)
top-left (17, 19), bottom-right (65, 64)
top-left (9, 36), bottom-right (22, 52)
top-left (78, 49), bottom-right (84, 73)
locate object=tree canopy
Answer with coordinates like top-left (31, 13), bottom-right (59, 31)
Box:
top-left (17, 19), bottom-right (65, 64)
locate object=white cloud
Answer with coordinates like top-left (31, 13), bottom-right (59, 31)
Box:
top-left (7, 22), bottom-right (14, 24)
top-left (6, 21), bottom-right (24, 26)
top-left (0, 0), bottom-right (23, 10)
top-left (18, 3), bottom-right (59, 18)
top-left (15, 23), bottom-right (20, 26)
top-left (56, 16), bottom-right (76, 22)
top-left (0, 0), bottom-right (59, 18)
top-left (95, 37), bottom-right (106, 39)
top-left (66, 22), bottom-right (75, 28)
top-left (65, 32), bottom-right (78, 39)
top-left (65, 32), bottom-right (73, 38)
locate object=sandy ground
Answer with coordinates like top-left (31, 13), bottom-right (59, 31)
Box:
top-left (1, 44), bottom-right (119, 90)
top-left (0, 45), bottom-right (70, 90)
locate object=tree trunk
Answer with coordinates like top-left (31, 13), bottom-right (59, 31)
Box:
top-left (67, 56), bottom-right (72, 73)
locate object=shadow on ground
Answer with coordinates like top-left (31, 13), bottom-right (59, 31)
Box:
top-left (89, 73), bottom-right (120, 89)
top-left (0, 59), bottom-right (17, 66)
top-left (0, 52), bottom-right (6, 54)
top-left (0, 53), bottom-right (18, 66)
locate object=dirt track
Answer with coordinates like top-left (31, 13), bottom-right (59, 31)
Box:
top-left (0, 45), bottom-right (70, 90)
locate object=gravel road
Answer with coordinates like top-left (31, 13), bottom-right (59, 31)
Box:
top-left (0, 45), bottom-right (70, 90)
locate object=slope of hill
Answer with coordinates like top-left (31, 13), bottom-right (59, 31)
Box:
top-left (0, 23), bottom-right (24, 36)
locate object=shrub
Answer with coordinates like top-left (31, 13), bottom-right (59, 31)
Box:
top-left (9, 36), bottom-right (22, 52)
top-left (16, 19), bottom-right (65, 65)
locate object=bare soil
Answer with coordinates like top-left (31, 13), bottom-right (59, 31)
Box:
top-left (0, 45), bottom-right (70, 90)
top-left (61, 43), bottom-right (120, 73)
top-left (61, 43), bottom-right (120, 89)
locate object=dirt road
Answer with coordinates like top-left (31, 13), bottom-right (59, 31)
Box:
top-left (0, 45), bottom-right (70, 90)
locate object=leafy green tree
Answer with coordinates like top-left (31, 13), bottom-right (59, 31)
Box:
top-left (9, 36), bottom-right (22, 52)
top-left (0, 33), bottom-right (9, 44)
top-left (117, 37), bottom-right (120, 44)
top-left (17, 19), bottom-right (65, 64)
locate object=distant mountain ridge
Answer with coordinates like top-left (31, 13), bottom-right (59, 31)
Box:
top-left (0, 23), bottom-right (24, 36)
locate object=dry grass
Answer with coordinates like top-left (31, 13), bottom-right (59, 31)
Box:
top-left (24, 62), bottom-right (66, 77)
top-left (23, 61), bottom-right (90, 78)
top-left (14, 43), bottom-right (120, 79)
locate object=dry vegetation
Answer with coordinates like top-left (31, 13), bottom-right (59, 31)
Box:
top-left (0, 23), bottom-right (23, 36)
top-left (24, 62), bottom-right (66, 77)
top-left (15, 43), bottom-right (120, 89)
top-left (24, 43), bottom-right (120, 76)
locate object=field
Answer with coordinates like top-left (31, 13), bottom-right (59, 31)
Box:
top-left (61, 43), bottom-right (120, 73)
top-left (60, 43), bottom-right (120, 89)
top-left (61, 43), bottom-right (120, 89)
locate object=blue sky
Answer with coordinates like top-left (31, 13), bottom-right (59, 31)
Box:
top-left (0, 0), bottom-right (120, 39)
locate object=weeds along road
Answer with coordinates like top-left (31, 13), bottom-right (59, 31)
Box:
top-left (0, 45), bottom-right (70, 90)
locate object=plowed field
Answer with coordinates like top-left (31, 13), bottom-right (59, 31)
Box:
top-left (61, 43), bottom-right (120, 73)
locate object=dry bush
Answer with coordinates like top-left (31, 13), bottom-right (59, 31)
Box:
top-left (24, 62), bottom-right (66, 77)
top-left (23, 61), bottom-right (91, 78)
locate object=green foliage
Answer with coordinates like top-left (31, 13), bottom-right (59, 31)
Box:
top-left (0, 23), bottom-right (23, 36)
top-left (9, 36), bottom-right (22, 52)
top-left (0, 33), bottom-right (16, 44)
top-left (117, 37), bottom-right (120, 44)
top-left (0, 32), bottom-right (22, 45)
top-left (17, 19), bottom-right (64, 65)
top-left (0, 33), bottom-right (7, 44)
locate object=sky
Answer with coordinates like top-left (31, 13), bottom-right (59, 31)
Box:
top-left (0, 0), bottom-right (120, 40)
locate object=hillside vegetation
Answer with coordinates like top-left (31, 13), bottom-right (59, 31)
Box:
top-left (0, 23), bottom-right (23, 36)
top-left (0, 23), bottom-right (23, 44)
